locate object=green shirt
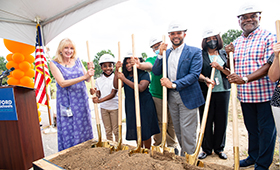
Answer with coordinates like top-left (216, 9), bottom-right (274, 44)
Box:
top-left (146, 56), bottom-right (163, 99)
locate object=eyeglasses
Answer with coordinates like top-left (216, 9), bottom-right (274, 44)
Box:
top-left (239, 13), bottom-right (260, 21)
top-left (152, 44), bottom-right (160, 51)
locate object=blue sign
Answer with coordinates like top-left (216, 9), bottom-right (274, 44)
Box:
top-left (0, 88), bottom-right (17, 120)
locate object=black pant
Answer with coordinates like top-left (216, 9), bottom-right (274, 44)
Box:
top-left (199, 91), bottom-right (230, 154)
top-left (241, 102), bottom-right (276, 170)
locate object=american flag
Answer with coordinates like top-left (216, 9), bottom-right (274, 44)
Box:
top-left (34, 24), bottom-right (51, 105)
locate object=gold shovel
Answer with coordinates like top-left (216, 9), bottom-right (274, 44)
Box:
top-left (129, 34), bottom-right (149, 155)
top-left (185, 57), bottom-right (217, 167)
top-left (110, 42), bottom-right (129, 153)
top-left (86, 41), bottom-right (110, 148)
top-left (229, 51), bottom-right (240, 169)
top-left (151, 35), bottom-right (175, 157)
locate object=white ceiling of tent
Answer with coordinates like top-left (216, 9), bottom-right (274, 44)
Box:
top-left (0, 0), bottom-right (128, 46)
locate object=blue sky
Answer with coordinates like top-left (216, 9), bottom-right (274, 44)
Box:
top-left (1, 0), bottom-right (280, 62)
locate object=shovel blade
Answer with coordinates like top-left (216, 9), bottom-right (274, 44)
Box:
top-left (185, 153), bottom-right (204, 167)
top-left (150, 145), bottom-right (175, 160)
top-left (129, 146), bottom-right (149, 156)
top-left (92, 141), bottom-right (111, 148)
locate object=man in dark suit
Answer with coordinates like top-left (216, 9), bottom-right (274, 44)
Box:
top-left (152, 21), bottom-right (204, 156)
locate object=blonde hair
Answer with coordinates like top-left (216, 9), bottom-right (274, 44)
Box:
top-left (53, 38), bottom-right (77, 63)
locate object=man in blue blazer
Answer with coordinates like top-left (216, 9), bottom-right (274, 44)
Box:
top-left (152, 21), bottom-right (205, 156)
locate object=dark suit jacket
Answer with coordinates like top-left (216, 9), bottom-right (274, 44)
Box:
top-left (199, 50), bottom-right (231, 95)
top-left (152, 44), bottom-right (205, 109)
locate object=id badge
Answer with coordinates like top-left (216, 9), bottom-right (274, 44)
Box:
top-left (215, 77), bottom-right (220, 85)
top-left (66, 108), bottom-right (73, 117)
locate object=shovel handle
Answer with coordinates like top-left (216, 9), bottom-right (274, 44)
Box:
top-left (86, 41), bottom-right (95, 88)
top-left (199, 57), bottom-right (217, 134)
top-left (86, 41), bottom-right (100, 125)
top-left (118, 42), bottom-right (123, 126)
top-left (162, 35), bottom-right (167, 124)
top-left (276, 20), bottom-right (280, 68)
top-left (276, 20), bottom-right (280, 42)
top-left (132, 34), bottom-right (141, 128)
top-left (229, 52), bottom-right (239, 147)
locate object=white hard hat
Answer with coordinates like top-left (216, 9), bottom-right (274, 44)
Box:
top-left (237, 2), bottom-right (262, 17)
top-left (149, 36), bottom-right (162, 48)
top-left (124, 50), bottom-right (142, 58)
top-left (202, 27), bottom-right (220, 39)
top-left (99, 54), bottom-right (115, 64)
top-left (167, 21), bottom-right (187, 33)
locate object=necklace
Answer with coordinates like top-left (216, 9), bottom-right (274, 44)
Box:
top-left (64, 59), bottom-right (71, 67)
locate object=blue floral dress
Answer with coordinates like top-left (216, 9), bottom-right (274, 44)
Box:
top-left (52, 58), bottom-right (93, 151)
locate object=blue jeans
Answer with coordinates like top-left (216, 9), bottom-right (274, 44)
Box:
top-left (241, 101), bottom-right (276, 170)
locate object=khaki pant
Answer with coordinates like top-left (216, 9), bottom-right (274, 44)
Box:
top-left (101, 108), bottom-right (118, 142)
top-left (152, 97), bottom-right (177, 147)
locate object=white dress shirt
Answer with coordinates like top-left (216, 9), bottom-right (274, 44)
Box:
top-left (167, 43), bottom-right (184, 82)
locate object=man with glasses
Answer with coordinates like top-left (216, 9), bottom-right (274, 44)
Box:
top-left (132, 36), bottom-right (178, 152)
top-left (152, 21), bottom-right (204, 156)
top-left (226, 3), bottom-right (276, 169)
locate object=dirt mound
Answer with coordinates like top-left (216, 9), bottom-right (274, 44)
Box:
top-left (51, 140), bottom-right (232, 170)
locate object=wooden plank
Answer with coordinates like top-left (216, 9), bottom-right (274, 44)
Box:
top-left (33, 159), bottom-right (64, 170)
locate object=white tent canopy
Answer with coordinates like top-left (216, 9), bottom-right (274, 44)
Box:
top-left (0, 0), bottom-right (127, 46)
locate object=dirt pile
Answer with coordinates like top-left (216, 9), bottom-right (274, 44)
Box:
top-left (51, 140), bottom-right (232, 170)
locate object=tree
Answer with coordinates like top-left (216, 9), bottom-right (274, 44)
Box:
top-left (222, 29), bottom-right (243, 48)
top-left (81, 60), bottom-right (88, 69)
top-left (0, 56), bottom-right (8, 85)
top-left (93, 50), bottom-right (115, 78)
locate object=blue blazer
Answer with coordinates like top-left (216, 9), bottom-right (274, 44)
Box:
top-left (152, 44), bottom-right (205, 109)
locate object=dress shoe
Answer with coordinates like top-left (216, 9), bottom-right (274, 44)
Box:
top-left (198, 152), bottom-right (209, 159)
top-left (217, 152), bottom-right (227, 159)
top-left (239, 158), bottom-right (255, 167)
top-left (174, 147), bottom-right (179, 156)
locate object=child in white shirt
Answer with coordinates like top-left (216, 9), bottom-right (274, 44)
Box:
top-left (90, 54), bottom-right (118, 142)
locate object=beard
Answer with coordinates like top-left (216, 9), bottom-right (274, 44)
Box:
top-left (171, 38), bottom-right (184, 47)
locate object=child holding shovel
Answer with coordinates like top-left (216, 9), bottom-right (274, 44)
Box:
top-left (113, 52), bottom-right (160, 149)
top-left (90, 54), bottom-right (119, 142)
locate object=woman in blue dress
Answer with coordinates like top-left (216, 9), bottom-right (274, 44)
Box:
top-left (113, 55), bottom-right (160, 149)
top-left (49, 38), bottom-right (95, 151)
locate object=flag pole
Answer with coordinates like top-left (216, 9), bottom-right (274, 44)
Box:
top-left (36, 19), bottom-right (56, 133)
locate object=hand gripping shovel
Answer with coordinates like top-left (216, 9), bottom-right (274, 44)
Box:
top-left (229, 52), bottom-right (240, 169)
top-left (151, 35), bottom-right (175, 158)
top-left (129, 34), bottom-right (149, 155)
top-left (110, 42), bottom-right (129, 153)
top-left (185, 57), bottom-right (217, 167)
top-left (86, 41), bottom-right (110, 148)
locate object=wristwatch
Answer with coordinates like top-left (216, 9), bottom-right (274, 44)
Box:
top-left (172, 83), bottom-right (177, 89)
top-left (242, 77), bottom-right (248, 83)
